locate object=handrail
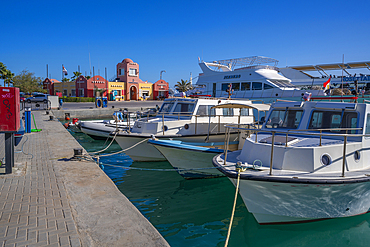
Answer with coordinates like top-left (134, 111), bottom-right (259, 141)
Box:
top-left (222, 125), bottom-right (367, 177)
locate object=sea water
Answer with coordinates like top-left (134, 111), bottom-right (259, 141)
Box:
top-left (71, 131), bottom-right (370, 247)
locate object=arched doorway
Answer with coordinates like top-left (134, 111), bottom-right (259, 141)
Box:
top-left (129, 86), bottom-right (138, 100)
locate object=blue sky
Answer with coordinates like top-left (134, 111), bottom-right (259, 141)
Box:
top-left (1, 0), bottom-right (370, 88)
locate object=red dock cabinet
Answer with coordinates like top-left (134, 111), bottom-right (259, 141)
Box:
top-left (0, 87), bottom-right (20, 132)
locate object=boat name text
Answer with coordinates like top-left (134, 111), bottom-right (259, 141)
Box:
top-left (224, 75), bottom-right (241, 79)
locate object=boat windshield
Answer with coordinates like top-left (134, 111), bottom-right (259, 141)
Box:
top-left (266, 108), bottom-right (303, 129)
top-left (308, 110), bottom-right (358, 133)
top-left (159, 102), bottom-right (175, 113)
top-left (173, 102), bottom-right (195, 115)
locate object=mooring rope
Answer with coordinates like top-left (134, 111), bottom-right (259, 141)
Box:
top-left (224, 166), bottom-right (245, 247)
top-left (94, 138), bottom-right (149, 158)
top-left (88, 130), bottom-right (119, 155)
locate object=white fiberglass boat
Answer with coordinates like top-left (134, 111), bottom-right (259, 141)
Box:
top-left (79, 111), bottom-right (135, 139)
top-left (195, 56), bottom-right (326, 100)
top-left (113, 98), bottom-right (258, 161)
top-left (148, 102), bottom-right (270, 178)
top-left (213, 100), bottom-right (370, 225)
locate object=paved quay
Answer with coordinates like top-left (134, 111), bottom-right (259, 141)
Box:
top-left (0, 110), bottom-right (169, 246)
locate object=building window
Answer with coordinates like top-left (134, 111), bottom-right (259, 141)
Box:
top-left (71, 89), bottom-right (76, 97)
top-left (129, 68), bottom-right (137, 76)
top-left (79, 89), bottom-right (84, 97)
top-left (63, 90), bottom-right (68, 96)
top-left (119, 69), bottom-right (124, 76)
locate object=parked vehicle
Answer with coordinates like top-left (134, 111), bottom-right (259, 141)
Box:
top-left (26, 94), bottom-right (49, 103)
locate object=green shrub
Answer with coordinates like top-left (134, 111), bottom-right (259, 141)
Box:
top-left (61, 97), bottom-right (95, 102)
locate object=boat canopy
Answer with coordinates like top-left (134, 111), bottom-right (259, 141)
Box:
top-left (211, 103), bottom-right (270, 111)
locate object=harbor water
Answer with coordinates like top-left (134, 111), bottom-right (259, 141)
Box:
top-left (70, 130), bottom-right (370, 247)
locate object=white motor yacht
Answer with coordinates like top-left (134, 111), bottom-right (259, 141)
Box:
top-left (113, 97), bottom-right (258, 161)
top-left (213, 99), bottom-right (370, 224)
top-left (195, 56), bottom-right (326, 100)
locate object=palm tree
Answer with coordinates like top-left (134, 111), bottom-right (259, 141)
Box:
top-left (0, 62), bottom-right (14, 87)
top-left (71, 71), bottom-right (82, 81)
top-left (175, 79), bottom-right (192, 92)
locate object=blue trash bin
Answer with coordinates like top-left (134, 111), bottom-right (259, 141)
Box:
top-left (102, 97), bottom-right (108, 108)
top-left (95, 97), bottom-right (102, 108)
top-left (59, 98), bottom-right (63, 107)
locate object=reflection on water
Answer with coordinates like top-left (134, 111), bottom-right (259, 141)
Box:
top-left (72, 131), bottom-right (370, 247)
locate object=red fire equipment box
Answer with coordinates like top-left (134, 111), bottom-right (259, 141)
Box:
top-left (0, 87), bottom-right (20, 132)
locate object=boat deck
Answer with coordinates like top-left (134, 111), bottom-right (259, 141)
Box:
top-left (213, 151), bottom-right (370, 184)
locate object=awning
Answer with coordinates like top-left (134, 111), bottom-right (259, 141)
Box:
top-left (211, 103), bottom-right (270, 111)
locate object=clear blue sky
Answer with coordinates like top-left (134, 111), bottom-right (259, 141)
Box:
top-left (1, 0), bottom-right (370, 88)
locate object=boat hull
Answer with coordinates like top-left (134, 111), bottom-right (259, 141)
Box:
top-left (231, 178), bottom-right (370, 224)
top-left (115, 133), bottom-right (236, 162)
top-left (151, 142), bottom-right (224, 179)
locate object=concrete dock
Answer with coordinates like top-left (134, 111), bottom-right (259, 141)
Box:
top-left (0, 110), bottom-right (169, 246)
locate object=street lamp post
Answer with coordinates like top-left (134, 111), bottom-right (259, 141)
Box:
top-left (160, 70), bottom-right (166, 80)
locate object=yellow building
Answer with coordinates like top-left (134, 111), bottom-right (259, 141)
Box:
top-left (138, 82), bottom-right (153, 100)
top-left (108, 81), bottom-right (154, 101)
top-left (108, 81), bottom-right (126, 101)
top-left (53, 81), bottom-right (77, 96)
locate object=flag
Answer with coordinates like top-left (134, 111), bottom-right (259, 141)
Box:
top-left (63, 66), bottom-right (68, 76)
top-left (323, 77), bottom-right (331, 90)
top-left (303, 92), bottom-right (312, 101)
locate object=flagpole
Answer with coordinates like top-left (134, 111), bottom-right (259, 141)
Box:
top-left (62, 64), bottom-right (64, 98)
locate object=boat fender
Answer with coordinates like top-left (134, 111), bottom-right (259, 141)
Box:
top-left (113, 111), bottom-right (124, 122)
top-left (72, 118), bottom-right (79, 124)
top-left (64, 122), bottom-right (70, 129)
top-left (184, 124), bottom-right (189, 129)
top-left (163, 125), bottom-right (168, 131)
top-left (117, 112), bottom-right (124, 121)
top-left (151, 134), bottom-right (158, 140)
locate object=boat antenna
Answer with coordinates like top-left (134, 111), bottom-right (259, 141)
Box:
top-left (341, 54), bottom-right (344, 94)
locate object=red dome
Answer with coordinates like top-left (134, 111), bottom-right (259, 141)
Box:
top-left (122, 58), bottom-right (133, 63)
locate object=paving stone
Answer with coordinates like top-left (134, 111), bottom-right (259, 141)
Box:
top-left (0, 111), bottom-right (168, 247)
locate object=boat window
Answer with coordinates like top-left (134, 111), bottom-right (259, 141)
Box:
top-left (173, 103), bottom-right (195, 115)
top-left (159, 102), bottom-right (174, 113)
top-left (264, 84), bottom-right (274, 90)
top-left (366, 114), bottom-right (370, 134)
top-left (232, 83), bottom-right (240, 91)
top-left (222, 83), bottom-right (229, 91)
top-left (268, 80), bottom-right (296, 88)
top-left (196, 105), bottom-right (216, 116)
top-left (309, 111), bottom-right (358, 133)
top-left (240, 108), bottom-right (249, 116)
top-left (252, 82), bottom-right (262, 90)
top-left (223, 108), bottom-right (234, 117)
top-left (266, 109), bottom-right (303, 129)
top-left (241, 82), bottom-right (250, 91)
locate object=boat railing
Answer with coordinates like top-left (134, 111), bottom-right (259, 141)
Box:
top-left (151, 112), bottom-right (252, 136)
top-left (223, 125), bottom-right (366, 177)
